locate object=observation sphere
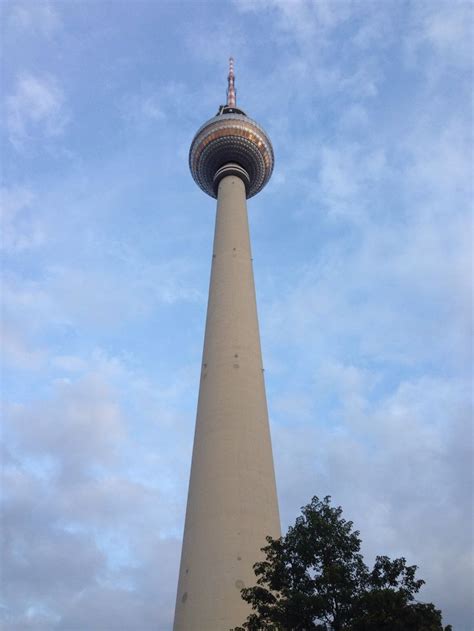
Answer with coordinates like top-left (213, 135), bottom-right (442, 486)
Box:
top-left (189, 106), bottom-right (274, 199)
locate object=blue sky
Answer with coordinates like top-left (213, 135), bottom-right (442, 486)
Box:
top-left (1, 1), bottom-right (472, 629)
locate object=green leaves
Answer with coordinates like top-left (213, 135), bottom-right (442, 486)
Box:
top-left (231, 496), bottom-right (449, 631)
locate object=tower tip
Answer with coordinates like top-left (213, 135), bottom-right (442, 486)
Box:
top-left (226, 57), bottom-right (236, 108)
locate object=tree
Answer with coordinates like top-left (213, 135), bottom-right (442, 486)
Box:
top-left (231, 496), bottom-right (450, 631)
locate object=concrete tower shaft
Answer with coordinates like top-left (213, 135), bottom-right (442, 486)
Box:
top-left (174, 60), bottom-right (280, 630)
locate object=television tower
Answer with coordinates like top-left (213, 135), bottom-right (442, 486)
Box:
top-left (173, 59), bottom-right (280, 630)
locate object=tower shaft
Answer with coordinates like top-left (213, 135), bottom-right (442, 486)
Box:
top-left (174, 174), bottom-right (280, 630)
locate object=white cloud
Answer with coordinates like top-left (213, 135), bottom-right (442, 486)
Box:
top-left (236, 0), bottom-right (350, 45)
top-left (42, 258), bottom-right (202, 330)
top-left (1, 277), bottom-right (54, 370)
top-left (2, 355), bottom-right (187, 630)
top-left (1, 248), bottom-right (202, 375)
top-left (317, 143), bottom-right (387, 219)
top-left (263, 205), bottom-right (470, 371)
top-left (0, 186), bottom-right (45, 252)
top-left (2, 1), bottom-right (471, 628)
top-left (272, 373), bottom-right (472, 630)
top-left (120, 81), bottom-right (202, 131)
top-left (339, 103), bottom-right (370, 131)
top-left (406, 1), bottom-right (473, 70)
top-left (51, 355), bottom-right (88, 373)
top-left (6, 73), bottom-right (69, 150)
top-left (0, 320), bottom-right (46, 371)
top-left (403, 118), bottom-right (472, 207)
top-left (183, 16), bottom-right (249, 66)
top-left (8, 375), bottom-right (125, 479)
top-left (120, 93), bottom-right (166, 127)
top-left (8, 2), bottom-right (62, 38)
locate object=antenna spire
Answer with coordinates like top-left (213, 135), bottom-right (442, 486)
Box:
top-left (226, 57), bottom-right (236, 108)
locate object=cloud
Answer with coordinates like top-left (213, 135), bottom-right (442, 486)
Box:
top-left (406, 1), bottom-right (473, 70)
top-left (119, 81), bottom-right (205, 133)
top-left (0, 319), bottom-right (46, 371)
top-left (6, 73), bottom-right (69, 150)
top-left (8, 374), bottom-right (125, 481)
top-left (120, 93), bottom-right (166, 128)
top-left (272, 373), bottom-right (472, 630)
top-left (8, 2), bottom-right (62, 38)
top-left (0, 186), bottom-right (45, 252)
top-left (183, 15), bottom-right (249, 66)
top-left (236, 0), bottom-right (350, 44)
top-left (317, 143), bottom-right (387, 220)
top-left (1, 249), bottom-right (202, 375)
top-left (2, 355), bottom-right (186, 630)
top-left (262, 203), bottom-right (470, 373)
top-left (40, 250), bottom-right (203, 332)
top-left (1, 276), bottom-right (54, 371)
top-left (2, 1), bottom-right (471, 629)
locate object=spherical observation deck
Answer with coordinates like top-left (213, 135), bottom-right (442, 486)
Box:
top-left (189, 105), bottom-right (274, 199)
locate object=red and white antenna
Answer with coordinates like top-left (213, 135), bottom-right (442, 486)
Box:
top-left (226, 57), bottom-right (236, 107)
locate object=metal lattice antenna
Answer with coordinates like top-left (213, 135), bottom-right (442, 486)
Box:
top-left (226, 57), bottom-right (236, 107)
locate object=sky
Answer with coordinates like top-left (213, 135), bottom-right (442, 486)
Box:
top-left (1, 0), bottom-right (472, 629)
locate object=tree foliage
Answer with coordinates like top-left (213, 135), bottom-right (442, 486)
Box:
top-left (232, 496), bottom-right (450, 631)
